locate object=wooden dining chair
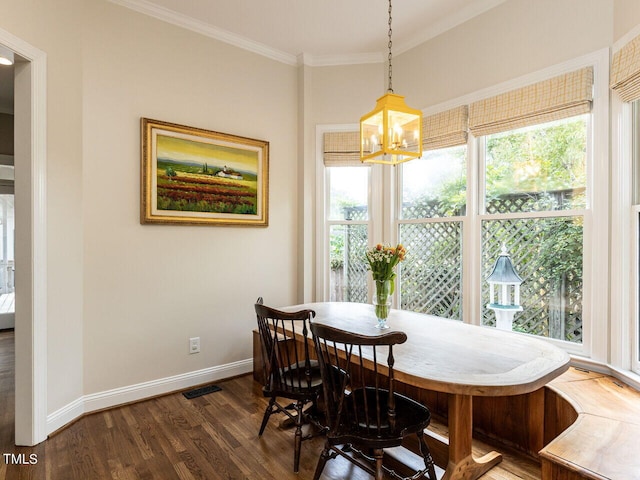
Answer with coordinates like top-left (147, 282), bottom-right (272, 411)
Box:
top-left (310, 322), bottom-right (437, 480)
top-left (254, 297), bottom-right (325, 473)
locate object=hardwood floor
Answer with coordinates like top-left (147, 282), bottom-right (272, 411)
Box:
top-left (0, 330), bottom-right (540, 479)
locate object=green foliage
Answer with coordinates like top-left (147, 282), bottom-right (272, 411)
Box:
top-left (402, 146), bottom-right (467, 218)
top-left (485, 119), bottom-right (586, 198)
top-left (536, 217), bottom-right (583, 288)
top-left (330, 232), bottom-right (345, 270)
top-left (435, 176), bottom-right (467, 216)
top-left (165, 166), bottom-right (177, 179)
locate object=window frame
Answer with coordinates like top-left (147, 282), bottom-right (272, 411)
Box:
top-left (633, 101), bottom-right (640, 374)
top-left (613, 95), bottom-right (640, 376)
top-left (610, 34), bottom-right (640, 382)
top-left (324, 167), bottom-right (372, 302)
top-left (633, 205), bottom-right (640, 375)
top-left (476, 116), bottom-right (591, 354)
top-left (394, 145), bottom-right (468, 321)
top-left (315, 125), bottom-right (383, 302)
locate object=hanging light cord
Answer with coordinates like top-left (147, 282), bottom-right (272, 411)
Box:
top-left (387, 0), bottom-right (393, 93)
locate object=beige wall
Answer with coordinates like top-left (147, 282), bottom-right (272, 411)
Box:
top-left (81, 1), bottom-right (299, 394)
top-left (614, 0), bottom-right (640, 41)
top-left (310, 63), bottom-right (385, 125)
top-left (1, 0), bottom-right (300, 418)
top-left (394, 0), bottom-right (613, 109)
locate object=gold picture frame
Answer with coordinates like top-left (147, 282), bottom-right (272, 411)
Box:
top-left (141, 118), bottom-right (269, 226)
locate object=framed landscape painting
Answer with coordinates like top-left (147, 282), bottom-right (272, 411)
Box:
top-left (141, 118), bottom-right (269, 226)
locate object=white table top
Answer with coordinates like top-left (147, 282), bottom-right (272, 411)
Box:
top-left (283, 302), bottom-right (570, 397)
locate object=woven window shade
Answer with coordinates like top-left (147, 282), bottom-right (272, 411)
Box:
top-left (469, 67), bottom-right (593, 137)
top-left (611, 34), bottom-right (640, 102)
top-left (422, 105), bottom-right (468, 151)
top-left (323, 132), bottom-right (369, 167)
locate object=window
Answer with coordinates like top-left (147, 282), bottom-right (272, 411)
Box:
top-left (398, 146), bottom-right (466, 319)
top-left (392, 116), bottom-right (589, 342)
top-left (480, 116), bottom-right (588, 343)
top-left (611, 32), bottom-right (640, 376)
top-left (326, 166), bottom-right (370, 302)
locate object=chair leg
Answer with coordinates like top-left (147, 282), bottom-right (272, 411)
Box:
top-left (373, 448), bottom-right (384, 480)
top-left (259, 397), bottom-right (276, 436)
top-left (417, 430), bottom-right (437, 480)
top-left (312, 443), bottom-right (331, 480)
top-left (293, 400), bottom-right (304, 473)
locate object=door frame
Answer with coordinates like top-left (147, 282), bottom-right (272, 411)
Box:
top-left (0, 27), bottom-right (47, 446)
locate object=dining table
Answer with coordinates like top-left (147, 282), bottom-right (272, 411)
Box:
top-left (281, 302), bottom-right (570, 480)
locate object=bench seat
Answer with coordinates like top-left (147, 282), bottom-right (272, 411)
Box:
top-left (540, 368), bottom-right (640, 480)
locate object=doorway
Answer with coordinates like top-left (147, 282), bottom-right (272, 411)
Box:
top-left (0, 30), bottom-right (47, 447)
top-left (0, 42), bottom-right (16, 456)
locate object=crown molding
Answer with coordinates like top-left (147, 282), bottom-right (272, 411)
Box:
top-left (108, 0), bottom-right (299, 65)
top-left (300, 51), bottom-right (384, 67)
top-left (109, 0), bottom-right (505, 67)
top-left (110, 0), bottom-right (386, 67)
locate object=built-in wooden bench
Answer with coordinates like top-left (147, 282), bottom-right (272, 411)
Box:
top-left (540, 367), bottom-right (640, 480)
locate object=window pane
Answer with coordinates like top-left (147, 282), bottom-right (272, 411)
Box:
top-left (481, 217), bottom-right (583, 343)
top-left (401, 146), bottom-right (466, 219)
top-left (399, 221), bottom-right (463, 320)
top-left (485, 116), bottom-right (587, 214)
top-left (329, 224), bottom-right (368, 303)
top-left (328, 167), bottom-right (368, 220)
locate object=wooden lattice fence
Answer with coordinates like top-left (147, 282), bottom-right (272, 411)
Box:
top-left (330, 189), bottom-right (583, 343)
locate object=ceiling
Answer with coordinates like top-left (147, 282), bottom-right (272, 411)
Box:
top-left (113, 0), bottom-right (507, 65)
top-left (0, 0), bottom-right (507, 112)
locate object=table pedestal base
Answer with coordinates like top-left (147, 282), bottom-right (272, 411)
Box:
top-left (442, 394), bottom-right (503, 480)
top-left (442, 451), bottom-right (502, 480)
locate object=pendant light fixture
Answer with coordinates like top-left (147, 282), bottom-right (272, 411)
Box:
top-left (360, 0), bottom-right (422, 165)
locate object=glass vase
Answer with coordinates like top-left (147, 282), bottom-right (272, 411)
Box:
top-left (373, 279), bottom-right (392, 329)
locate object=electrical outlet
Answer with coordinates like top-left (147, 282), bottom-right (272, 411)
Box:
top-left (189, 337), bottom-right (200, 354)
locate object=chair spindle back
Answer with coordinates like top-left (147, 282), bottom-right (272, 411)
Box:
top-left (311, 323), bottom-right (407, 438)
top-left (255, 299), bottom-right (317, 396)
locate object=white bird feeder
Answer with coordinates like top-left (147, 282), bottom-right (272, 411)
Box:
top-left (486, 245), bottom-right (523, 331)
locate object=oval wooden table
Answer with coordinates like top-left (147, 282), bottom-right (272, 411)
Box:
top-left (282, 302), bottom-right (570, 480)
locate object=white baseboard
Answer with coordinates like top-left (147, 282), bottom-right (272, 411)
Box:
top-left (46, 358), bottom-right (253, 435)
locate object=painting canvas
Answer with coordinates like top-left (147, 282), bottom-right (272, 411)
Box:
top-left (141, 118), bottom-right (269, 226)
